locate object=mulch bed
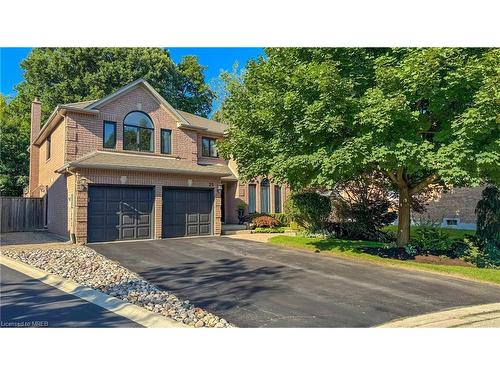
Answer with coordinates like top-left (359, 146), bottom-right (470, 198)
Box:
top-left (413, 255), bottom-right (474, 267)
top-left (361, 246), bottom-right (474, 267)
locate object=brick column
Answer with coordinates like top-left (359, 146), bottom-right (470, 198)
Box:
top-left (28, 99), bottom-right (42, 196)
top-left (74, 174), bottom-right (88, 244)
top-left (214, 186), bottom-right (222, 235)
top-left (270, 182), bottom-right (276, 213)
top-left (154, 185), bottom-right (163, 239)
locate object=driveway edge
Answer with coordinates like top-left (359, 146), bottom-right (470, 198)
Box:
top-left (258, 239), bottom-right (500, 287)
top-left (0, 255), bottom-right (187, 328)
top-left (377, 303), bottom-right (500, 327)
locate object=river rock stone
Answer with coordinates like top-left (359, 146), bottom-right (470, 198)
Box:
top-left (3, 246), bottom-right (234, 328)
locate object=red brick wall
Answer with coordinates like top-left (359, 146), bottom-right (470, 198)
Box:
top-left (35, 118), bottom-right (69, 237)
top-left (28, 100), bottom-right (42, 196)
top-left (66, 85), bottom-right (199, 162)
top-left (413, 186), bottom-right (484, 228)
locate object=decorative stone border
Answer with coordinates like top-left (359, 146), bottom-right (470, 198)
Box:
top-left (1, 255), bottom-right (186, 328)
top-left (2, 245), bottom-right (233, 328)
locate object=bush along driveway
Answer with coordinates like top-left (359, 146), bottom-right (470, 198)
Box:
top-left (90, 237), bottom-right (500, 328)
top-left (268, 236), bottom-right (500, 285)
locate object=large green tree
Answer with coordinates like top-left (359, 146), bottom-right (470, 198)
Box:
top-left (1, 47), bottom-right (215, 196)
top-left (217, 48), bottom-right (499, 246)
top-left (0, 94), bottom-right (29, 196)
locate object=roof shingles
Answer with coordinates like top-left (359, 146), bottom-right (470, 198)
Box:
top-left (59, 151), bottom-right (233, 177)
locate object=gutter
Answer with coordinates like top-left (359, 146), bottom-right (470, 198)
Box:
top-left (57, 162), bottom-right (231, 177)
top-left (74, 164), bottom-right (232, 177)
top-left (177, 123), bottom-right (226, 136)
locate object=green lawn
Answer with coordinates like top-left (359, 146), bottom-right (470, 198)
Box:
top-left (382, 225), bottom-right (475, 240)
top-left (268, 235), bottom-right (500, 284)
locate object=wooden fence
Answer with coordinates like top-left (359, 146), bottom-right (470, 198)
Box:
top-left (0, 197), bottom-right (45, 233)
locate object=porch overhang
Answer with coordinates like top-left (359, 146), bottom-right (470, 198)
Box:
top-left (56, 151), bottom-right (233, 177)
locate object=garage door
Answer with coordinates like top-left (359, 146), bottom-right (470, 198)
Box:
top-left (162, 188), bottom-right (213, 238)
top-left (88, 186), bottom-right (154, 243)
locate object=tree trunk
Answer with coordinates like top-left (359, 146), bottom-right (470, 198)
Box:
top-left (397, 184), bottom-right (411, 247)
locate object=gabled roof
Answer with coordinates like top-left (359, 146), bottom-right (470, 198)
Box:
top-left (63, 99), bottom-right (99, 109)
top-left (62, 78), bottom-right (228, 135)
top-left (177, 110), bottom-right (228, 134)
top-left (34, 79), bottom-right (229, 146)
top-left (85, 79), bottom-right (192, 126)
top-left (57, 151), bottom-right (233, 177)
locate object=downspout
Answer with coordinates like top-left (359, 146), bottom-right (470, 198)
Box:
top-left (66, 167), bottom-right (78, 244)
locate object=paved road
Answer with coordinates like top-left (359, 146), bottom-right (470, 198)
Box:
top-left (91, 237), bottom-right (500, 327)
top-left (0, 265), bottom-right (140, 328)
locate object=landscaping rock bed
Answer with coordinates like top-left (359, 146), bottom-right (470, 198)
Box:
top-left (2, 246), bottom-right (233, 328)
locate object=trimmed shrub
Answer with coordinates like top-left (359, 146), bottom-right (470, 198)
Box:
top-left (285, 192), bottom-right (331, 231)
top-left (252, 215), bottom-right (280, 228)
top-left (408, 225), bottom-right (468, 258)
top-left (253, 226), bottom-right (286, 233)
top-left (411, 226), bottom-right (454, 255)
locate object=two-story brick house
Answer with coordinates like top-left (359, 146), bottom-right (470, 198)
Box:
top-left (27, 79), bottom-right (289, 243)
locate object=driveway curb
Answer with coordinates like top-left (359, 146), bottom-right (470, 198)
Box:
top-left (378, 302), bottom-right (500, 327)
top-left (0, 255), bottom-right (187, 328)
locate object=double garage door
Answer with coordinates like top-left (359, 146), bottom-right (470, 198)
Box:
top-left (87, 185), bottom-right (213, 243)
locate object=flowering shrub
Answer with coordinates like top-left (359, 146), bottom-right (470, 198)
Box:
top-left (252, 215), bottom-right (280, 228)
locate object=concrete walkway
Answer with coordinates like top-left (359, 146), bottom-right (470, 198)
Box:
top-left (223, 232), bottom-right (283, 243)
top-left (379, 303), bottom-right (500, 327)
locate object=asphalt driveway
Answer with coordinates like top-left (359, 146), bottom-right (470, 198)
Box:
top-left (90, 237), bottom-right (500, 327)
top-left (0, 265), bottom-right (140, 328)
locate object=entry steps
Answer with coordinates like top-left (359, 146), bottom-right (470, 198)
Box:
top-left (221, 224), bottom-right (251, 235)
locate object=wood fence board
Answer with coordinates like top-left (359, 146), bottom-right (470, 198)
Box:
top-left (0, 197), bottom-right (45, 232)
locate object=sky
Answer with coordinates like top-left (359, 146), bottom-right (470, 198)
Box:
top-left (0, 47), bottom-right (264, 113)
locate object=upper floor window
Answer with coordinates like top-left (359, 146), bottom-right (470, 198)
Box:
top-left (202, 137), bottom-right (218, 158)
top-left (123, 111), bottom-right (154, 152)
top-left (103, 121), bottom-right (116, 149)
top-left (46, 134), bottom-right (51, 160)
top-left (161, 129), bottom-right (172, 154)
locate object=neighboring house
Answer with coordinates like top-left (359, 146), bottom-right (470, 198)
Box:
top-left (412, 186), bottom-right (484, 230)
top-left (27, 79), bottom-right (289, 243)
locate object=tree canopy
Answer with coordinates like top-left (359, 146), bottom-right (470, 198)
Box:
top-left (1, 47), bottom-right (215, 196)
top-left (0, 94), bottom-right (29, 195)
top-left (217, 48), bottom-right (499, 245)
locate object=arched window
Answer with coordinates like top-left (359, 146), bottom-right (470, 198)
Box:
top-left (260, 178), bottom-right (270, 213)
top-left (123, 111), bottom-right (154, 152)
